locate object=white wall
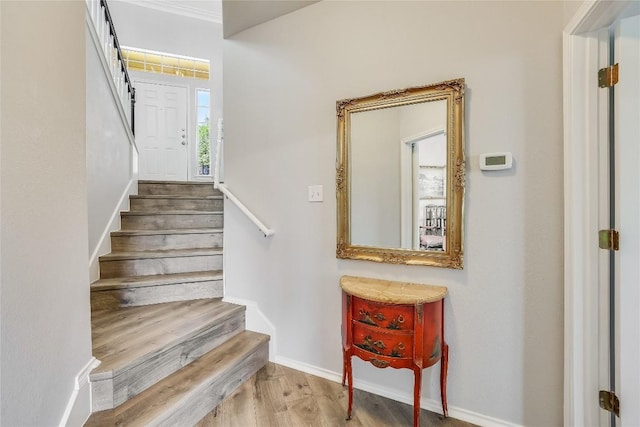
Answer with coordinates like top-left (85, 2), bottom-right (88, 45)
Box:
top-left (86, 28), bottom-right (138, 282)
top-left (351, 108), bottom-right (401, 247)
top-left (0, 2), bottom-right (93, 425)
top-left (108, 1), bottom-right (223, 181)
top-left (223, 1), bottom-right (564, 426)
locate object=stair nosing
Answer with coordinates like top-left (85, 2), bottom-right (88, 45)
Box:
top-left (138, 180), bottom-right (214, 185)
top-left (86, 332), bottom-right (268, 426)
top-left (110, 228), bottom-right (223, 237)
top-left (130, 195), bottom-right (223, 200)
top-left (99, 248), bottom-right (223, 262)
top-left (90, 302), bottom-right (247, 379)
top-left (121, 210), bottom-right (223, 216)
top-left (91, 270), bottom-right (223, 291)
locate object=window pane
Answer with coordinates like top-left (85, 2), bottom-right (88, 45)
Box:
top-left (128, 60), bottom-right (145, 71)
top-left (195, 71), bottom-right (210, 80)
top-left (196, 89), bottom-right (211, 176)
top-left (162, 65), bottom-right (178, 76)
top-left (194, 61), bottom-right (209, 72)
top-left (197, 107), bottom-right (209, 123)
top-left (197, 91), bottom-right (210, 106)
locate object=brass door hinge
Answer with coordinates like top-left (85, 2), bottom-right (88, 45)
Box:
top-left (599, 64), bottom-right (619, 88)
top-left (599, 390), bottom-right (620, 417)
top-left (599, 229), bottom-right (619, 251)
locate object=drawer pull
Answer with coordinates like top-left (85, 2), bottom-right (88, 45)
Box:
top-left (370, 358), bottom-right (390, 368)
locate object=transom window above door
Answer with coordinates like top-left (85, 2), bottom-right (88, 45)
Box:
top-left (121, 46), bottom-right (210, 80)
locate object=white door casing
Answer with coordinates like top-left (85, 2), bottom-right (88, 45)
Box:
top-left (564, 2), bottom-right (640, 426)
top-left (615, 13), bottom-right (640, 426)
top-left (136, 81), bottom-right (188, 181)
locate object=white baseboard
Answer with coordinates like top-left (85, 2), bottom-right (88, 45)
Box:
top-left (223, 296), bottom-right (522, 427)
top-left (222, 296), bottom-right (277, 361)
top-left (59, 357), bottom-right (101, 427)
top-left (275, 355), bottom-right (522, 427)
top-left (88, 178), bottom-right (136, 282)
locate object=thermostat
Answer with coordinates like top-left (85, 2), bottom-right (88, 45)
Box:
top-left (479, 152), bottom-right (513, 171)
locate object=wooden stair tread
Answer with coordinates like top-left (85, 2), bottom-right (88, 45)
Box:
top-left (121, 210), bottom-right (223, 216)
top-left (86, 331), bottom-right (269, 426)
top-left (111, 228), bottom-right (222, 237)
top-left (91, 299), bottom-right (244, 377)
top-left (91, 271), bottom-right (223, 291)
top-left (138, 180), bottom-right (214, 185)
top-left (99, 248), bottom-right (223, 261)
top-left (130, 195), bottom-right (223, 200)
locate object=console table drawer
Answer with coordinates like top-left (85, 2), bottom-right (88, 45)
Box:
top-left (352, 322), bottom-right (413, 359)
top-left (352, 297), bottom-right (414, 331)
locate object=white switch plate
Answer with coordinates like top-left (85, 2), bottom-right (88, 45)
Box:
top-left (308, 185), bottom-right (323, 202)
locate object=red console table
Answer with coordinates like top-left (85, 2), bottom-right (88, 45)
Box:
top-left (340, 275), bottom-right (449, 427)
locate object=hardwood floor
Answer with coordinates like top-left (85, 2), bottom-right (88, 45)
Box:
top-left (196, 363), bottom-right (477, 427)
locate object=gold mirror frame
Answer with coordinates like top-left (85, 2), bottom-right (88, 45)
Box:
top-left (336, 79), bottom-right (465, 268)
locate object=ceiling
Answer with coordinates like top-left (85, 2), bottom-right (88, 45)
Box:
top-left (118, 0), bottom-right (319, 38)
top-left (221, 0), bottom-right (319, 38)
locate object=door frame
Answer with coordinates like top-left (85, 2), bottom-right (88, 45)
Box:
top-left (134, 78), bottom-right (191, 181)
top-left (400, 128), bottom-right (445, 249)
top-left (563, 1), bottom-right (635, 425)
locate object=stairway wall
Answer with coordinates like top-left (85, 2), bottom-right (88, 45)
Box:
top-left (0, 2), bottom-right (93, 425)
top-left (86, 27), bottom-right (138, 282)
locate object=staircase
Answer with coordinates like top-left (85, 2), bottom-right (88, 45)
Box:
top-left (86, 180), bottom-right (269, 426)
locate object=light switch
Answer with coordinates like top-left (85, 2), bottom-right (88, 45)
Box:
top-left (308, 185), bottom-right (323, 202)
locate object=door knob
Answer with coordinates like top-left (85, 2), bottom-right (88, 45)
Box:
top-left (181, 141), bottom-right (187, 146)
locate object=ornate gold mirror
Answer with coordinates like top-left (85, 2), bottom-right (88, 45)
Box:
top-left (336, 79), bottom-right (465, 268)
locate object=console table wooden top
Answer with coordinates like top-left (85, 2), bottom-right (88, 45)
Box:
top-left (339, 275), bottom-right (448, 305)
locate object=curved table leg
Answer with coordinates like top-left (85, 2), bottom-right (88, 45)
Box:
top-left (413, 367), bottom-right (422, 427)
top-left (346, 353), bottom-right (353, 420)
top-left (440, 342), bottom-right (449, 417)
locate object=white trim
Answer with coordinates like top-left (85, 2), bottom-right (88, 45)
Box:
top-left (58, 357), bottom-right (100, 427)
top-left (222, 296), bottom-right (277, 361)
top-left (400, 129), bottom-right (445, 248)
top-left (117, 0), bottom-right (221, 24)
top-left (85, 8), bottom-right (137, 154)
top-left (275, 355), bottom-right (522, 427)
top-left (563, 1), bottom-right (634, 425)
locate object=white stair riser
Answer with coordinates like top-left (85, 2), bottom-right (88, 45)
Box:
top-left (111, 232), bottom-right (223, 252)
top-left (100, 254), bottom-right (222, 278)
top-left (156, 341), bottom-right (269, 426)
top-left (91, 280), bottom-right (224, 310)
top-left (130, 198), bottom-right (223, 212)
top-left (91, 312), bottom-right (246, 411)
top-left (121, 214), bottom-right (223, 230)
top-left (138, 183), bottom-right (220, 197)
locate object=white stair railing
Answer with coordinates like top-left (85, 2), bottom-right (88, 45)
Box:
top-left (85, 0), bottom-right (135, 134)
top-left (214, 119), bottom-right (274, 237)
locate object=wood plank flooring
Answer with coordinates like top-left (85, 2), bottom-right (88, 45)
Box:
top-left (196, 363), bottom-right (477, 427)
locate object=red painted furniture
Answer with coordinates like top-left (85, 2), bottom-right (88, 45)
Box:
top-left (340, 275), bottom-right (449, 427)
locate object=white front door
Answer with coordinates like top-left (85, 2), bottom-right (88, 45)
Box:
top-left (135, 82), bottom-right (188, 181)
top-left (614, 13), bottom-right (640, 426)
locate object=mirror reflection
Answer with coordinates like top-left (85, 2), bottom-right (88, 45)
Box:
top-left (350, 100), bottom-right (447, 251)
top-left (336, 79), bottom-right (465, 268)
